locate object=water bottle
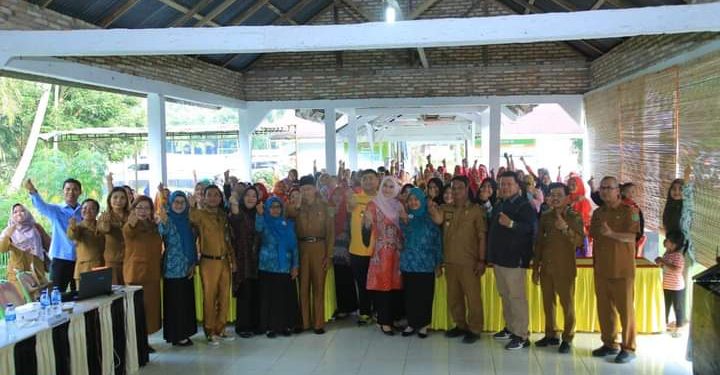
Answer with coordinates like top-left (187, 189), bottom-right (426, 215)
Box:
top-left (5, 303), bottom-right (16, 337)
top-left (40, 289), bottom-right (50, 319)
top-left (51, 287), bottom-right (62, 316)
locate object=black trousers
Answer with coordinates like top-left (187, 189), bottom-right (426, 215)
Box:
top-left (334, 264), bottom-right (358, 314)
top-left (235, 278), bottom-right (262, 334)
top-left (373, 290), bottom-right (403, 326)
top-left (259, 271), bottom-right (299, 333)
top-left (664, 288), bottom-right (686, 327)
top-left (350, 254), bottom-right (372, 316)
top-left (50, 258), bottom-right (76, 292)
top-left (163, 277), bottom-right (198, 343)
top-left (403, 272), bottom-right (435, 329)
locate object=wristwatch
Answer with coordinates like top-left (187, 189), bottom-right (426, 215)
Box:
top-left (509, 220), bottom-right (514, 229)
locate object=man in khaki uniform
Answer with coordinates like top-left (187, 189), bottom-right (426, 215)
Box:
top-left (287, 175), bottom-right (335, 334)
top-left (189, 185), bottom-right (235, 345)
top-left (429, 175), bottom-right (487, 344)
top-left (532, 182), bottom-right (584, 354)
top-left (589, 176), bottom-right (640, 363)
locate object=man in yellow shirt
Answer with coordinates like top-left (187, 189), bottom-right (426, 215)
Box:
top-left (348, 169), bottom-right (379, 325)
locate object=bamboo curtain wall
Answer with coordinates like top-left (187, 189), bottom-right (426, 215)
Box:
top-left (585, 51), bottom-right (720, 267)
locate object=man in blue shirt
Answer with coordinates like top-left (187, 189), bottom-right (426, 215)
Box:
top-left (25, 178), bottom-right (83, 292)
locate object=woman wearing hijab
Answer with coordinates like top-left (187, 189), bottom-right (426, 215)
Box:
top-left (399, 188), bottom-right (442, 338)
top-left (567, 176), bottom-right (592, 257)
top-left (329, 186), bottom-right (358, 319)
top-left (363, 176), bottom-right (404, 335)
top-left (255, 197), bottom-right (300, 338)
top-left (1, 204), bottom-right (50, 289)
top-left (158, 191), bottom-right (198, 346)
top-left (229, 186), bottom-right (262, 337)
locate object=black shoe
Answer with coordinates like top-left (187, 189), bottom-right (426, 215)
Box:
top-left (535, 336), bottom-right (561, 347)
top-left (266, 331), bottom-right (277, 339)
top-left (281, 329), bottom-right (292, 337)
top-left (238, 331), bottom-right (254, 339)
top-left (401, 328), bottom-right (416, 337)
top-left (418, 328), bottom-right (428, 339)
top-left (445, 327), bottom-right (467, 338)
top-left (558, 341), bottom-right (571, 354)
top-left (614, 350), bottom-right (636, 363)
top-left (314, 328), bottom-right (326, 335)
top-left (592, 346), bottom-right (620, 357)
top-left (493, 327), bottom-right (512, 340)
top-left (381, 326), bottom-right (395, 336)
top-left (505, 336), bottom-right (530, 350)
top-left (147, 345), bottom-right (156, 353)
top-left (172, 338), bottom-right (193, 347)
top-left (462, 332), bottom-right (479, 344)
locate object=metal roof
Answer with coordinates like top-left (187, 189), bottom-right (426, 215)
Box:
top-left (27, 0), bottom-right (686, 72)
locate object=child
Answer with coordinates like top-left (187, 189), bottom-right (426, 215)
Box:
top-left (655, 231), bottom-right (686, 337)
top-left (255, 196), bottom-right (300, 338)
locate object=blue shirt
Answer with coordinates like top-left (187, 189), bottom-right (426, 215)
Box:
top-left (255, 215), bottom-right (299, 274)
top-left (400, 216), bottom-right (443, 273)
top-left (159, 220), bottom-right (198, 278)
top-left (30, 192), bottom-right (82, 261)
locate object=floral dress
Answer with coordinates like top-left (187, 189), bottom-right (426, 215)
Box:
top-left (366, 201), bottom-right (403, 291)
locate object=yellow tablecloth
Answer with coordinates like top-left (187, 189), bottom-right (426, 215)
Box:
top-left (430, 261), bottom-right (664, 334)
top-left (192, 261), bottom-right (664, 334)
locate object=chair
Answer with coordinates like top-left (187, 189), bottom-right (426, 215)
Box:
top-left (16, 271), bottom-right (51, 302)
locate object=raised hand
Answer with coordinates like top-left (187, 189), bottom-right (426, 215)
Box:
top-left (127, 211), bottom-right (138, 226)
top-left (399, 205), bottom-right (409, 223)
top-left (256, 203), bottom-right (264, 216)
top-left (554, 210), bottom-right (568, 231)
top-left (24, 178), bottom-right (37, 193)
top-left (498, 212), bottom-right (513, 228)
top-left (69, 217), bottom-right (77, 227)
top-left (156, 206), bottom-right (168, 224)
top-left (224, 169), bottom-right (230, 183)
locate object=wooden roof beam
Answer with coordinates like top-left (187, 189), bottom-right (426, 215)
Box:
top-left (228, 0), bottom-right (271, 25)
top-left (98, 0), bottom-right (141, 28)
top-left (409, 0), bottom-right (443, 19)
top-left (194, 0), bottom-right (238, 27)
top-left (170, 0), bottom-right (213, 27)
top-left (155, 0), bottom-right (221, 26)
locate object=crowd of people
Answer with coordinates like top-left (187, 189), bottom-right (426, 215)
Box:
top-left (0, 154), bottom-right (694, 364)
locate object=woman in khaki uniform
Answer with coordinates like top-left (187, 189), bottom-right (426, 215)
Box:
top-left (0, 204), bottom-right (50, 290)
top-left (123, 196), bottom-right (163, 339)
top-left (98, 187), bottom-right (130, 285)
top-left (67, 199), bottom-right (105, 283)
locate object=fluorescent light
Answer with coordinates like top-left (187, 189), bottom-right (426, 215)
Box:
top-left (385, 6), bottom-right (396, 23)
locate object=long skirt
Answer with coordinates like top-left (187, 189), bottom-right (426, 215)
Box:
top-left (259, 271), bottom-right (299, 333)
top-left (139, 280), bottom-right (161, 334)
top-left (163, 277), bottom-right (197, 343)
top-left (334, 264), bottom-right (358, 315)
top-left (402, 272), bottom-right (435, 329)
top-left (235, 278), bottom-right (262, 334)
top-left (373, 290), bottom-right (404, 326)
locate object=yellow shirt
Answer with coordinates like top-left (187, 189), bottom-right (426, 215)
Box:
top-left (349, 191), bottom-right (376, 256)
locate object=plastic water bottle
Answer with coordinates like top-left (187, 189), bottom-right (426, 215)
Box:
top-left (5, 303), bottom-right (16, 337)
top-left (40, 289), bottom-right (50, 319)
top-left (51, 287), bottom-right (62, 316)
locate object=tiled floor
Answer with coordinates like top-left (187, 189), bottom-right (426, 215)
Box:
top-left (138, 319), bottom-right (692, 375)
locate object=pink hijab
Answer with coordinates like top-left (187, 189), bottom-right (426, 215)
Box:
top-left (372, 176), bottom-right (402, 228)
top-left (2, 204), bottom-right (45, 260)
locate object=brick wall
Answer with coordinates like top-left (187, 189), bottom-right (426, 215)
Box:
top-left (243, 0), bottom-right (591, 101)
top-left (0, 0), bottom-right (243, 100)
top-left (590, 32), bottom-right (720, 89)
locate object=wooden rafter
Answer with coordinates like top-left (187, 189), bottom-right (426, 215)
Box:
top-left (155, 0), bottom-right (221, 26)
top-left (227, 0), bottom-right (271, 25)
top-left (170, 0), bottom-right (213, 27)
top-left (40, 0), bottom-right (54, 8)
top-left (266, 3), bottom-right (298, 25)
top-left (524, 0), bottom-right (535, 14)
top-left (194, 0), bottom-right (238, 27)
top-left (604, 0), bottom-right (634, 8)
top-left (590, 0), bottom-right (607, 10)
top-left (338, 0), bottom-right (373, 22)
top-left (97, 0), bottom-right (141, 28)
top-left (545, 0), bottom-right (577, 11)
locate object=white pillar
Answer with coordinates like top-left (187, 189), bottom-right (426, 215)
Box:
top-left (147, 93), bottom-right (167, 192)
top-left (238, 108), bottom-right (268, 182)
top-left (324, 107), bottom-right (337, 173)
top-left (480, 109), bottom-right (490, 167)
top-left (348, 110), bottom-right (359, 171)
top-left (465, 120), bottom-right (477, 164)
top-left (488, 103), bottom-right (502, 172)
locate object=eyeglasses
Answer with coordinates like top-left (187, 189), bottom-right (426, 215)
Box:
top-left (134, 206), bottom-right (151, 211)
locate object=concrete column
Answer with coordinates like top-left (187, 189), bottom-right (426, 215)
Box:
top-left (489, 103), bottom-right (502, 172)
top-left (147, 93), bottom-right (167, 191)
top-left (480, 109), bottom-right (490, 167)
top-left (238, 108), bottom-right (268, 182)
top-left (347, 110), bottom-right (359, 171)
top-left (324, 107), bottom-right (337, 173)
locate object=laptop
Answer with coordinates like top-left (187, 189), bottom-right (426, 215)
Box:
top-left (61, 267), bottom-right (114, 301)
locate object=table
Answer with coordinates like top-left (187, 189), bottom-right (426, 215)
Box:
top-left (0, 286), bottom-right (149, 375)
top-left (430, 258), bottom-right (665, 333)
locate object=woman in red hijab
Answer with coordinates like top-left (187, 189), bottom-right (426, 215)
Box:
top-left (567, 176), bottom-right (592, 257)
